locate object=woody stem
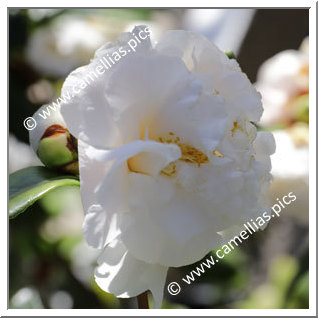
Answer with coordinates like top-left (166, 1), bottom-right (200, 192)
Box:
top-left (137, 291), bottom-right (149, 309)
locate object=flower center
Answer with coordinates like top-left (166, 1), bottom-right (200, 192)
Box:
top-left (127, 128), bottom-right (209, 177)
top-left (158, 132), bottom-right (209, 164)
top-left (157, 132), bottom-right (209, 176)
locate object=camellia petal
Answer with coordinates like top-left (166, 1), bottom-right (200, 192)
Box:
top-left (95, 239), bottom-right (168, 309)
top-left (157, 30), bottom-right (263, 122)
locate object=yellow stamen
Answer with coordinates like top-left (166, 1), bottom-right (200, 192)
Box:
top-left (212, 150), bottom-right (224, 158)
top-left (157, 133), bottom-right (209, 173)
top-left (161, 162), bottom-right (177, 177)
top-left (231, 121), bottom-right (244, 136)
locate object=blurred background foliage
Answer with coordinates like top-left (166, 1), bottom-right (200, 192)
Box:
top-left (9, 8), bottom-right (309, 309)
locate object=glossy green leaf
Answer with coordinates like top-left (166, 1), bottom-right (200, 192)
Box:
top-left (9, 166), bottom-right (80, 219)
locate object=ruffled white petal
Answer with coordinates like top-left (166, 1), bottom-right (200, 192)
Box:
top-left (78, 140), bottom-right (121, 249)
top-left (104, 53), bottom-right (192, 142)
top-left (81, 139), bottom-right (181, 250)
top-left (83, 204), bottom-right (120, 249)
top-left (120, 173), bottom-right (223, 267)
top-left (95, 239), bottom-right (168, 309)
top-left (253, 131), bottom-right (276, 171)
top-left (95, 139), bottom-right (181, 214)
top-left (60, 26), bottom-right (152, 149)
top-left (157, 30), bottom-right (263, 122)
top-left (60, 61), bottom-right (122, 149)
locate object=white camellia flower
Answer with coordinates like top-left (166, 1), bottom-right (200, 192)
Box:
top-left (256, 37), bottom-right (309, 126)
top-left (26, 13), bottom-right (177, 79)
top-left (255, 38), bottom-right (308, 223)
top-left (269, 129), bottom-right (308, 221)
top-left (60, 26), bottom-right (275, 308)
top-left (9, 134), bottom-right (42, 173)
top-left (26, 14), bottom-right (127, 78)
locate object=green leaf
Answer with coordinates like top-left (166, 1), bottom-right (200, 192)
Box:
top-left (9, 166), bottom-right (80, 219)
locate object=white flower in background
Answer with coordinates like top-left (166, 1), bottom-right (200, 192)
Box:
top-left (9, 134), bottom-right (42, 173)
top-left (271, 128), bottom-right (308, 181)
top-left (10, 287), bottom-right (44, 309)
top-left (183, 9), bottom-right (255, 54)
top-left (269, 127), bottom-right (308, 223)
top-left (256, 38), bottom-right (309, 223)
top-left (26, 15), bottom-right (128, 77)
top-left (60, 26), bottom-right (275, 307)
top-left (49, 290), bottom-right (73, 309)
top-left (27, 9), bottom-right (62, 21)
top-left (256, 37), bottom-right (309, 126)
